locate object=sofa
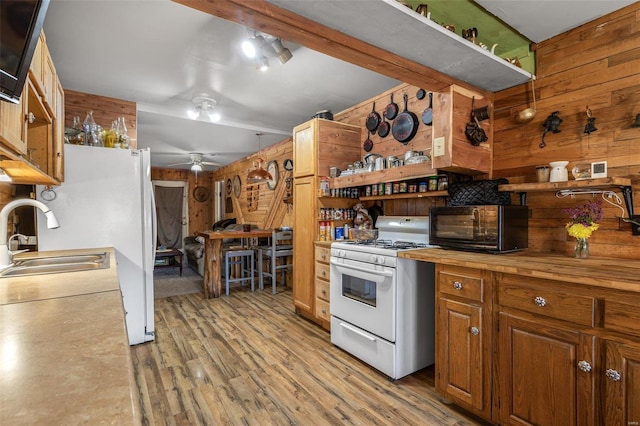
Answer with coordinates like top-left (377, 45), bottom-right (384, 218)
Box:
top-left (184, 218), bottom-right (238, 276)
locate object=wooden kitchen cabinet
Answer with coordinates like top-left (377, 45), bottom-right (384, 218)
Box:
top-left (0, 29), bottom-right (63, 186)
top-left (435, 265), bottom-right (493, 421)
top-left (497, 274), bottom-right (598, 426)
top-left (293, 118), bottom-right (360, 178)
top-left (292, 118), bottom-right (360, 323)
top-left (0, 91), bottom-right (27, 155)
top-left (314, 243), bottom-right (331, 330)
top-left (602, 338), bottom-right (640, 425)
top-left (293, 176), bottom-right (316, 318)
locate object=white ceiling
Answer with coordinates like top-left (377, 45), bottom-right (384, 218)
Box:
top-left (42, 0), bottom-right (637, 170)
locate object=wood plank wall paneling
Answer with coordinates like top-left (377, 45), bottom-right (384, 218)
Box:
top-left (210, 138), bottom-right (293, 230)
top-left (64, 89), bottom-right (137, 148)
top-left (333, 83), bottom-right (461, 216)
top-left (151, 168), bottom-right (212, 236)
top-left (493, 2), bottom-right (640, 259)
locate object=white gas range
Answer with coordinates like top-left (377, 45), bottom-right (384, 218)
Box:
top-left (329, 216), bottom-right (436, 380)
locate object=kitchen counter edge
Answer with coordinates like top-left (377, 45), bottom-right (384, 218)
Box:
top-left (399, 248), bottom-right (640, 292)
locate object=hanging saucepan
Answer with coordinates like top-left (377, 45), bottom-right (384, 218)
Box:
top-left (422, 92), bottom-right (433, 126)
top-left (384, 93), bottom-right (399, 120)
top-left (378, 116), bottom-right (390, 138)
top-left (366, 102), bottom-right (381, 133)
top-left (392, 94), bottom-right (419, 144)
top-left (363, 131), bottom-right (373, 152)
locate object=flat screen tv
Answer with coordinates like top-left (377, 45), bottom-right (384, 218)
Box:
top-left (0, 0), bottom-right (50, 104)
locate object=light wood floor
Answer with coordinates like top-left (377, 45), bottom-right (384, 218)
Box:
top-left (131, 287), bottom-right (488, 425)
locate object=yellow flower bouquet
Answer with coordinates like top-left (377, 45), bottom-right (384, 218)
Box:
top-left (563, 200), bottom-right (603, 239)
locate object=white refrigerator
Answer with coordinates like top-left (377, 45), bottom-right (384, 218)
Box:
top-left (36, 144), bottom-right (156, 345)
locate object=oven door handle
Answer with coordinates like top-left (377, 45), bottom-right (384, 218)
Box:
top-left (338, 321), bottom-right (376, 342)
top-left (330, 260), bottom-right (393, 281)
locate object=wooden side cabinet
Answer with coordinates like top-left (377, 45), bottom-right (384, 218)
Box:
top-left (292, 176), bottom-right (316, 318)
top-left (602, 339), bottom-right (640, 425)
top-left (496, 274), bottom-right (598, 426)
top-left (435, 265), bottom-right (493, 421)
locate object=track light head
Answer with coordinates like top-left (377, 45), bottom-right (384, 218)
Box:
top-left (271, 38), bottom-right (293, 64)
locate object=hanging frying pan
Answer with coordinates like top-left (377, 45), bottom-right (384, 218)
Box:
top-left (366, 102), bottom-right (381, 133)
top-left (384, 93), bottom-right (399, 120)
top-left (422, 92), bottom-right (433, 126)
top-left (416, 88), bottom-right (426, 100)
top-left (378, 117), bottom-right (390, 138)
top-left (363, 131), bottom-right (373, 152)
top-left (392, 94), bottom-right (419, 144)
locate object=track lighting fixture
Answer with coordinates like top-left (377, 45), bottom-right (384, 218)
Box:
top-left (187, 96), bottom-right (220, 122)
top-left (242, 30), bottom-right (293, 71)
top-left (271, 38), bottom-right (293, 64)
top-left (241, 34), bottom-right (265, 59)
top-left (256, 55), bottom-right (269, 72)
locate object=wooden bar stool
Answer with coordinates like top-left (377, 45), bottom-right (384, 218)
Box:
top-left (224, 247), bottom-right (255, 295)
top-left (258, 229), bottom-right (293, 294)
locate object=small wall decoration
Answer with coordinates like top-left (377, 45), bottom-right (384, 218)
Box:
top-left (247, 185), bottom-right (258, 212)
top-left (591, 161), bottom-right (607, 179)
top-left (225, 197), bottom-right (233, 213)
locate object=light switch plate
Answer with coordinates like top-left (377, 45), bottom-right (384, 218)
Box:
top-left (433, 137), bottom-right (445, 157)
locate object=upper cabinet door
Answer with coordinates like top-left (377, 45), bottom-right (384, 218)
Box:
top-left (0, 94), bottom-right (27, 155)
top-left (293, 120), bottom-right (316, 178)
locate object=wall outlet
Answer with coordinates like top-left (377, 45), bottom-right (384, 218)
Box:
top-left (433, 137), bottom-right (445, 157)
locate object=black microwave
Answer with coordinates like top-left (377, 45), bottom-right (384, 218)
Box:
top-left (429, 205), bottom-right (528, 253)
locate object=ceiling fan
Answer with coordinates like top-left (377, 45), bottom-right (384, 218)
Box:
top-left (168, 153), bottom-right (221, 172)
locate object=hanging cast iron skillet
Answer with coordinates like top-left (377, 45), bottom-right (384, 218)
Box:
top-left (384, 93), bottom-right (399, 120)
top-left (378, 117), bottom-right (390, 138)
top-left (416, 88), bottom-right (426, 100)
top-left (392, 94), bottom-right (419, 144)
top-left (363, 131), bottom-right (373, 152)
top-left (422, 92), bottom-right (433, 126)
top-left (366, 102), bottom-right (381, 133)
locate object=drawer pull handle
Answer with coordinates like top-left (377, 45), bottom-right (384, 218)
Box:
top-left (605, 369), bottom-right (621, 381)
top-left (534, 296), bottom-right (546, 307)
top-left (322, 289), bottom-right (327, 295)
top-left (321, 254), bottom-right (326, 259)
top-left (321, 308), bottom-right (326, 314)
top-left (469, 326), bottom-right (479, 336)
top-left (321, 270), bottom-right (326, 276)
top-left (577, 360), bottom-right (592, 372)
top-left (453, 281), bottom-right (463, 290)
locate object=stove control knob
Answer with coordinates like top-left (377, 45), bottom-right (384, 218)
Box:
top-left (371, 255), bottom-right (378, 263)
top-left (377, 256), bottom-right (385, 265)
top-left (339, 250), bottom-right (346, 257)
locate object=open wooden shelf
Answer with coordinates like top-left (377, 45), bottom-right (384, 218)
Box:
top-left (500, 177), bottom-right (636, 217)
top-left (330, 163), bottom-right (438, 189)
top-left (360, 191), bottom-right (448, 201)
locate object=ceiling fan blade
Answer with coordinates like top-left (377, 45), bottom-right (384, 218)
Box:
top-left (167, 161), bottom-right (192, 166)
top-left (201, 161), bottom-right (222, 166)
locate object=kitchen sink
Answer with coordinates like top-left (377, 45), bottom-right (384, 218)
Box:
top-left (0, 252), bottom-right (109, 277)
top-left (13, 253), bottom-right (107, 267)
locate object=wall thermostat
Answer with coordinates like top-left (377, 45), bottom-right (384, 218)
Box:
top-left (591, 161), bottom-right (607, 179)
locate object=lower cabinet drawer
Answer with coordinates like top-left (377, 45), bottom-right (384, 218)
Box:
top-left (438, 267), bottom-right (484, 303)
top-left (315, 278), bottom-right (330, 302)
top-left (499, 275), bottom-right (595, 327)
top-left (316, 298), bottom-right (331, 321)
top-left (316, 262), bottom-right (330, 281)
top-left (605, 298), bottom-right (640, 337)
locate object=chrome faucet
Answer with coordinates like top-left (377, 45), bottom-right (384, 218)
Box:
top-left (0, 199), bottom-right (59, 268)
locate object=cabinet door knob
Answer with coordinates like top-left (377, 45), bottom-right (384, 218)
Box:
top-left (605, 369), bottom-right (621, 381)
top-left (453, 281), bottom-right (463, 290)
top-left (321, 270), bottom-right (326, 277)
top-left (321, 308), bottom-right (326, 315)
top-left (577, 360), bottom-right (592, 372)
top-left (534, 296), bottom-right (546, 307)
top-left (321, 253), bottom-right (326, 259)
top-left (26, 112), bottom-right (36, 124)
top-left (469, 326), bottom-right (479, 336)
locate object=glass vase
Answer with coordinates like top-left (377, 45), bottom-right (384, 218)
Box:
top-left (574, 237), bottom-right (589, 259)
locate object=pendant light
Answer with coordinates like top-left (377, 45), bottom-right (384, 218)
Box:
top-left (247, 132), bottom-right (273, 183)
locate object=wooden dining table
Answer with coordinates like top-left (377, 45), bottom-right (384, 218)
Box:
top-left (198, 228), bottom-right (274, 298)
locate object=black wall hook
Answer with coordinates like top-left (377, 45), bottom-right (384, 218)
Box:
top-left (540, 111), bottom-right (562, 148)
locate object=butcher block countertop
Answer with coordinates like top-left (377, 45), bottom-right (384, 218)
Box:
top-left (0, 247), bottom-right (142, 425)
top-left (399, 248), bottom-right (640, 293)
